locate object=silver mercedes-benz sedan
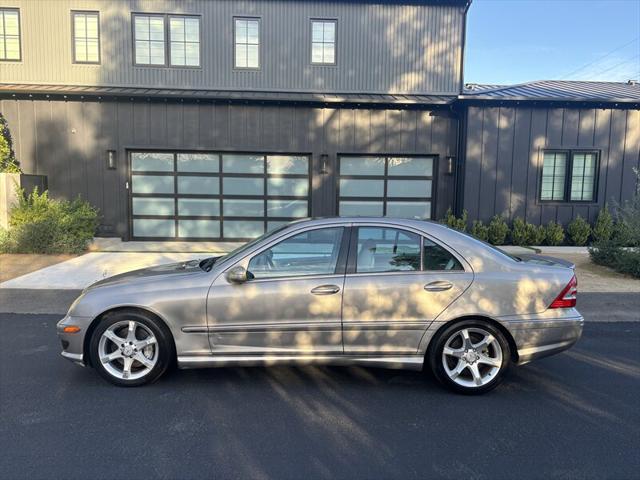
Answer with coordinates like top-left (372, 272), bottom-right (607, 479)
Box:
top-left (57, 217), bottom-right (583, 394)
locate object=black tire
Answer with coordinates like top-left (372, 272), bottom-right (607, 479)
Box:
top-left (428, 319), bottom-right (511, 395)
top-left (89, 309), bottom-right (174, 387)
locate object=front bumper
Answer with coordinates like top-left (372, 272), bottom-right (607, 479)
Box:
top-left (57, 314), bottom-right (92, 367)
top-left (501, 310), bottom-right (584, 365)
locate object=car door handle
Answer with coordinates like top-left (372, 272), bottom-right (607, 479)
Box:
top-left (311, 285), bottom-right (341, 295)
top-left (424, 281), bottom-right (453, 292)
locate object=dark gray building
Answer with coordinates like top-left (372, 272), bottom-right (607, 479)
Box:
top-left (0, 0), bottom-right (638, 241)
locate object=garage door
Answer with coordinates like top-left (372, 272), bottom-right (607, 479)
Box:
top-left (337, 156), bottom-right (435, 219)
top-left (129, 151), bottom-right (310, 240)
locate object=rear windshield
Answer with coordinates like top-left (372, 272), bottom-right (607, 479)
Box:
top-left (456, 230), bottom-right (522, 262)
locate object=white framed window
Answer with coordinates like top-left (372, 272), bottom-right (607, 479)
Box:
top-left (311, 19), bottom-right (336, 65)
top-left (72, 11), bottom-right (100, 63)
top-left (169, 15), bottom-right (200, 67)
top-left (234, 18), bottom-right (260, 69)
top-left (0, 8), bottom-right (21, 61)
top-left (133, 14), bottom-right (165, 66)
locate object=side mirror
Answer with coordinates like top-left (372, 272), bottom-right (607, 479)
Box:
top-left (226, 265), bottom-right (249, 284)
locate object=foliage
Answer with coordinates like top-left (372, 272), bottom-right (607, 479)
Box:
top-left (511, 217), bottom-right (542, 246)
top-left (443, 208), bottom-right (468, 232)
top-left (0, 113), bottom-right (20, 173)
top-left (487, 215), bottom-right (510, 245)
top-left (1, 188), bottom-right (99, 253)
top-left (592, 207), bottom-right (613, 243)
top-left (544, 221), bottom-right (565, 246)
top-left (471, 220), bottom-right (489, 242)
top-left (567, 215), bottom-right (591, 246)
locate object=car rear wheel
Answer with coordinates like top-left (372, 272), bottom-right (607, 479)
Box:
top-left (89, 310), bottom-right (173, 387)
top-left (429, 320), bottom-right (510, 395)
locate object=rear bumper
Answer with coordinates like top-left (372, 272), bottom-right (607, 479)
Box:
top-left (501, 310), bottom-right (584, 365)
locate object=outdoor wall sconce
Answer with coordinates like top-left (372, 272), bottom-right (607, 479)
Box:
top-left (446, 156), bottom-right (455, 175)
top-left (107, 150), bottom-right (117, 170)
top-left (320, 153), bottom-right (329, 174)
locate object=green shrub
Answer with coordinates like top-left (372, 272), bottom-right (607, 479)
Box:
top-left (592, 207), bottom-right (613, 243)
top-left (0, 113), bottom-right (20, 173)
top-left (511, 217), bottom-right (541, 246)
top-left (1, 188), bottom-right (99, 254)
top-left (487, 215), bottom-right (509, 245)
top-left (567, 215), bottom-right (591, 246)
top-left (443, 208), bottom-right (468, 232)
top-left (471, 220), bottom-right (489, 241)
top-left (545, 221), bottom-right (565, 246)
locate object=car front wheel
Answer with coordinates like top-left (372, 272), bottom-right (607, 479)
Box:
top-left (89, 310), bottom-right (173, 387)
top-left (429, 320), bottom-right (510, 395)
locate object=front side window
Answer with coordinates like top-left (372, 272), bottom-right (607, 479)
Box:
top-left (311, 20), bottom-right (336, 64)
top-left (134, 14), bottom-right (165, 65)
top-left (248, 227), bottom-right (344, 279)
top-left (234, 18), bottom-right (259, 69)
top-left (72, 11), bottom-right (100, 63)
top-left (0, 8), bottom-right (20, 61)
top-left (169, 15), bottom-right (200, 67)
top-left (540, 150), bottom-right (598, 202)
top-left (355, 227), bottom-right (421, 273)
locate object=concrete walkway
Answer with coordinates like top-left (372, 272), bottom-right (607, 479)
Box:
top-left (0, 251), bottom-right (212, 290)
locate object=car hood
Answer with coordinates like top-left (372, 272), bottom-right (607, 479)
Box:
top-left (85, 259), bottom-right (206, 291)
top-left (517, 254), bottom-right (575, 270)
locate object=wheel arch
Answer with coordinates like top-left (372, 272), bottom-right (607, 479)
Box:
top-left (83, 306), bottom-right (177, 367)
top-left (425, 315), bottom-right (519, 364)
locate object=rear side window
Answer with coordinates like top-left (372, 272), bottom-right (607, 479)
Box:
top-left (355, 227), bottom-right (421, 273)
top-left (423, 238), bottom-right (463, 271)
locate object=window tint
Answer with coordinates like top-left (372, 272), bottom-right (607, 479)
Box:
top-left (423, 239), bottom-right (463, 271)
top-left (355, 227), bottom-right (420, 273)
top-left (248, 228), bottom-right (343, 279)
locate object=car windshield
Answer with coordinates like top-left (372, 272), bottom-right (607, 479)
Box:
top-left (209, 224), bottom-right (292, 268)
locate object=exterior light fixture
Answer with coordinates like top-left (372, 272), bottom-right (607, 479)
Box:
top-left (446, 156), bottom-right (455, 175)
top-left (107, 150), bottom-right (117, 170)
top-left (320, 153), bottom-right (329, 174)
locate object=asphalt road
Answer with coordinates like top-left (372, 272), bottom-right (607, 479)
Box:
top-left (1, 314), bottom-right (639, 480)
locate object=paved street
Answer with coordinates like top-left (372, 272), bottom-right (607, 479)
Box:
top-left (1, 313), bottom-right (638, 480)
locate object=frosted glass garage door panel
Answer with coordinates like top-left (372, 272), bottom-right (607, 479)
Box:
top-left (132, 198), bottom-right (175, 216)
top-left (386, 201), bottom-right (431, 219)
top-left (340, 157), bottom-right (385, 176)
top-left (387, 157), bottom-right (433, 176)
top-left (266, 156), bottom-right (308, 174)
top-left (223, 199), bottom-right (264, 217)
top-left (339, 201), bottom-right (383, 216)
top-left (387, 180), bottom-right (432, 197)
top-left (222, 155), bottom-right (264, 173)
top-left (177, 176), bottom-right (219, 195)
top-left (177, 154), bottom-right (219, 172)
top-left (267, 178), bottom-right (309, 196)
top-left (178, 199), bottom-right (220, 216)
top-left (339, 179), bottom-right (384, 197)
top-left (132, 176), bottom-right (174, 194)
top-left (224, 221), bottom-right (264, 238)
top-left (223, 177), bottom-right (264, 195)
top-left (131, 153), bottom-right (174, 172)
top-left (133, 219), bottom-right (175, 237)
top-left (178, 220), bottom-right (220, 238)
top-left (267, 200), bottom-right (308, 217)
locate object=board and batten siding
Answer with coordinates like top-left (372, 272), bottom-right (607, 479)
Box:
top-left (0, 98), bottom-right (457, 237)
top-left (462, 105), bottom-right (640, 226)
top-left (1, 0), bottom-right (464, 95)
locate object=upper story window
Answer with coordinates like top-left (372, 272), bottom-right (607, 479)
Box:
top-left (540, 150), bottom-right (599, 203)
top-left (169, 15), bottom-right (200, 67)
top-left (0, 8), bottom-right (21, 61)
top-left (72, 11), bottom-right (100, 64)
top-left (311, 20), bottom-right (336, 65)
top-left (134, 14), bottom-right (165, 66)
top-left (234, 18), bottom-right (259, 69)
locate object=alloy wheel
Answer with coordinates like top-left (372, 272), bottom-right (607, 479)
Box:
top-left (98, 320), bottom-right (159, 380)
top-left (441, 327), bottom-right (503, 388)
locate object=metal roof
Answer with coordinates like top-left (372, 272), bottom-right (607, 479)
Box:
top-left (461, 80), bottom-right (640, 104)
top-left (0, 83), bottom-right (456, 107)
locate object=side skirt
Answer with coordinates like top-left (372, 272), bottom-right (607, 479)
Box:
top-left (177, 354), bottom-right (425, 371)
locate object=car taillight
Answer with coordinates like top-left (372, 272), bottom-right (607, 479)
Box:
top-left (549, 275), bottom-right (577, 308)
